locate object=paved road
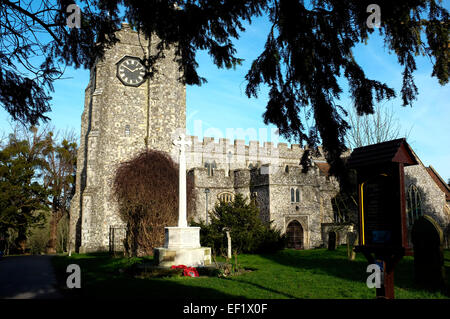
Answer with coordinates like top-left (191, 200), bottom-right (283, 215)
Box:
top-left (0, 255), bottom-right (62, 299)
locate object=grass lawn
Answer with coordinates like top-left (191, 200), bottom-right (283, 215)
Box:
top-left (52, 246), bottom-right (450, 299)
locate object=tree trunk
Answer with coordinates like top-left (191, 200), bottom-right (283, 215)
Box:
top-left (47, 211), bottom-right (62, 254)
top-left (15, 227), bottom-right (27, 254)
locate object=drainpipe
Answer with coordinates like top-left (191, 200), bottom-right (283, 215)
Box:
top-left (204, 188), bottom-right (210, 225)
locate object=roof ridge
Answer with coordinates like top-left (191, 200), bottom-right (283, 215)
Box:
top-left (428, 165), bottom-right (450, 193)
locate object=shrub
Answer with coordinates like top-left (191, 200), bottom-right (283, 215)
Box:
top-left (28, 224), bottom-right (50, 254)
top-left (27, 210), bottom-right (50, 255)
top-left (191, 194), bottom-right (286, 255)
top-left (112, 150), bottom-right (194, 257)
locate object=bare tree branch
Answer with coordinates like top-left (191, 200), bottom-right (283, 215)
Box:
top-left (345, 103), bottom-right (411, 149)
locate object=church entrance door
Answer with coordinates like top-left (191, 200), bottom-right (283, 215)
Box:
top-left (286, 220), bottom-right (304, 249)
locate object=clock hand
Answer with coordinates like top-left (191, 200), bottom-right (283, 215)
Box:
top-left (122, 65), bottom-right (136, 72)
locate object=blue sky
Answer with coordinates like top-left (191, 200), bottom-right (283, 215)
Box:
top-left (1, 9), bottom-right (449, 181)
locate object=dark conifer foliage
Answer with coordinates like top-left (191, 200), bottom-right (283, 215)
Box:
top-left (1, 0), bottom-right (448, 177)
top-left (245, 0), bottom-right (448, 178)
top-left (0, 0), bottom-right (121, 125)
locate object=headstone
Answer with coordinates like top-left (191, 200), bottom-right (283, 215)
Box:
top-left (347, 231), bottom-right (358, 260)
top-left (411, 215), bottom-right (445, 290)
top-left (328, 231), bottom-right (337, 250)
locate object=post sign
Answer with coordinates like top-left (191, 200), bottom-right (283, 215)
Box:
top-left (347, 138), bottom-right (418, 299)
top-left (359, 170), bottom-right (402, 248)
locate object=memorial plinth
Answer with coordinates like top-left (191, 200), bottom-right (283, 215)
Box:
top-left (154, 227), bottom-right (211, 267)
top-left (164, 227), bottom-right (201, 249)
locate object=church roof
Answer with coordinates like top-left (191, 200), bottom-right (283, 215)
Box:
top-left (315, 162), bottom-right (331, 176)
top-left (426, 166), bottom-right (450, 201)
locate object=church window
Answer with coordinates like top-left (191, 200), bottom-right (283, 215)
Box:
top-left (205, 160), bottom-right (217, 176)
top-left (407, 184), bottom-right (423, 226)
top-left (334, 212), bottom-right (347, 223)
top-left (291, 188), bottom-right (301, 203)
top-left (124, 125), bottom-right (130, 136)
top-left (218, 192), bottom-right (234, 203)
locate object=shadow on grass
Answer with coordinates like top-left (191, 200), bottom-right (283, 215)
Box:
top-left (52, 254), bottom-right (236, 299)
top-left (259, 246), bottom-right (450, 297)
top-left (259, 247), bottom-right (368, 283)
top-left (384, 253), bottom-right (450, 297)
top-left (222, 277), bottom-right (297, 299)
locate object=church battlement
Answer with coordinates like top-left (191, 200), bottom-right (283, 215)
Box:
top-left (188, 167), bottom-right (235, 189)
top-left (183, 135), bottom-right (326, 170)
top-left (188, 161), bottom-right (337, 190)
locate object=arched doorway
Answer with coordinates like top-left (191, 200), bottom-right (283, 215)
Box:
top-left (286, 220), bottom-right (304, 249)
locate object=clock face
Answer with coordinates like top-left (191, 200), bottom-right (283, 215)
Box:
top-left (116, 57), bottom-right (146, 87)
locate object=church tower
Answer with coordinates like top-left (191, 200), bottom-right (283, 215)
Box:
top-left (69, 23), bottom-right (186, 253)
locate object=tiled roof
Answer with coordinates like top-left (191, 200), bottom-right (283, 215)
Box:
top-left (315, 162), bottom-right (330, 176)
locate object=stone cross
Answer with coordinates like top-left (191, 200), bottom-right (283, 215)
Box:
top-left (173, 134), bottom-right (191, 228)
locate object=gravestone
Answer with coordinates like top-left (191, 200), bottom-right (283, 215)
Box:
top-left (347, 231), bottom-right (358, 260)
top-left (411, 215), bottom-right (445, 290)
top-left (328, 231), bottom-right (337, 250)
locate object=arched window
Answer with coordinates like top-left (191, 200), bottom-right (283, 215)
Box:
top-left (285, 165), bottom-right (289, 173)
top-left (124, 124), bottom-right (130, 136)
top-left (205, 160), bottom-right (217, 176)
top-left (291, 188), bottom-right (301, 203)
top-left (218, 192), bottom-right (234, 203)
top-left (334, 211), bottom-right (347, 223)
top-left (407, 185), bottom-right (423, 226)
